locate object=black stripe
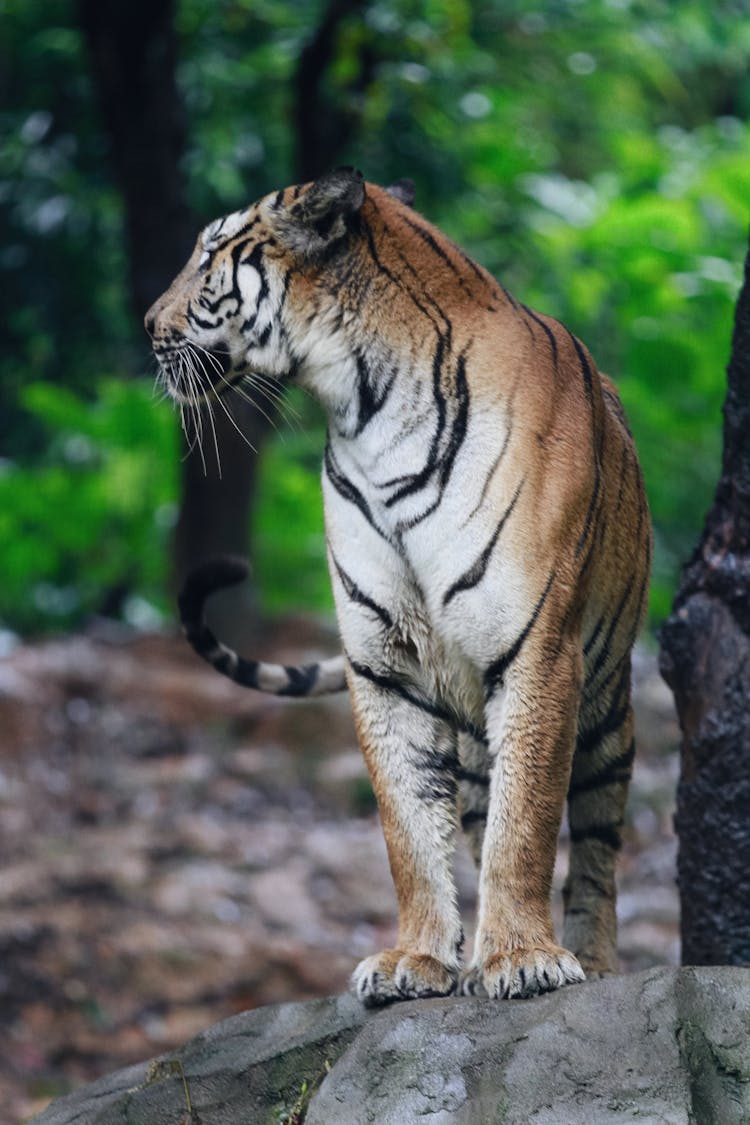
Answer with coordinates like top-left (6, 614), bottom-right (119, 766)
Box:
top-left (614, 445), bottom-right (630, 512)
top-left (348, 658), bottom-right (487, 745)
top-left (590, 566), bottom-right (648, 705)
top-left (467, 430), bottom-right (512, 521)
top-left (402, 216), bottom-right (496, 310)
top-left (323, 442), bottom-right (388, 542)
top-left (581, 655), bottom-right (631, 733)
top-left (368, 199), bottom-right (454, 343)
top-left (361, 215), bottom-right (434, 322)
top-left (279, 268), bottom-right (293, 308)
top-left (413, 738), bottom-right (459, 803)
top-left (348, 659), bottom-right (453, 725)
top-left (569, 872), bottom-right (614, 900)
top-left (437, 353), bottom-right (470, 490)
top-left (353, 352), bottom-right (396, 436)
top-left (583, 615), bottom-right (605, 657)
top-left (278, 663), bottom-right (320, 697)
top-left (201, 237), bottom-right (265, 316)
top-left (555, 512), bottom-right (605, 647)
top-left (569, 332), bottom-right (594, 404)
top-left (331, 553), bottom-right (393, 629)
top-left (575, 472), bottom-right (602, 560)
top-left (521, 305), bottom-right (559, 371)
top-left (384, 334), bottom-right (448, 505)
top-left (460, 809), bottom-right (487, 829)
top-left (484, 571), bottom-right (556, 696)
top-left (213, 650), bottom-right (257, 688)
top-left (456, 766), bottom-right (489, 787)
top-left (603, 385), bottom-right (630, 432)
top-left (444, 478), bottom-right (524, 605)
top-left (568, 738), bottom-right (635, 798)
top-left (465, 377), bottom-right (521, 523)
top-left (569, 822), bottom-right (623, 850)
top-left (449, 243), bottom-right (519, 311)
top-left (362, 212), bottom-right (443, 328)
top-left (580, 693), bottom-right (629, 756)
top-left (520, 313), bottom-right (536, 343)
top-left (392, 353), bottom-right (471, 535)
top-left (403, 216), bottom-right (465, 280)
top-left (587, 576), bottom-right (636, 686)
top-left (384, 347), bottom-right (470, 520)
top-left (257, 322), bottom-right (272, 347)
top-left (587, 647), bottom-right (633, 707)
top-left (221, 214), bottom-right (260, 245)
top-left (566, 331), bottom-right (603, 559)
top-left (187, 303), bottom-right (219, 331)
top-left (453, 242), bottom-right (488, 284)
top-left (239, 242), bottom-right (271, 332)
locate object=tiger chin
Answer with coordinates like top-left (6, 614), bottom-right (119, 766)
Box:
top-left (147, 168), bottom-right (651, 1007)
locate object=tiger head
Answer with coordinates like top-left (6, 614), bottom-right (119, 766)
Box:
top-left (145, 168), bottom-right (415, 412)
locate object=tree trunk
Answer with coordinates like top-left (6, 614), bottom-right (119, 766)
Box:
top-left (294, 0), bottom-right (371, 181)
top-left (77, 0), bottom-right (195, 321)
top-left (659, 236), bottom-right (750, 965)
top-left (78, 0), bottom-right (271, 639)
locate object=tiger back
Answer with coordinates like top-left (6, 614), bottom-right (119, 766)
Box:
top-left (148, 168), bottom-right (651, 1004)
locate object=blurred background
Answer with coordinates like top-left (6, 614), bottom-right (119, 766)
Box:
top-left (1, 0), bottom-right (749, 1119)
top-left (3, 0), bottom-right (750, 634)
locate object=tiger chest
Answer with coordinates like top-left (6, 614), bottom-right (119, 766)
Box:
top-left (325, 489), bottom-right (528, 729)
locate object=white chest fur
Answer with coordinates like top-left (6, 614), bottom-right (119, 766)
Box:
top-left (322, 398), bottom-right (530, 726)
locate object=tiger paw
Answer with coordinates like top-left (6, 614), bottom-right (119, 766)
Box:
top-left (461, 944), bottom-right (585, 999)
top-left (352, 949), bottom-right (457, 1007)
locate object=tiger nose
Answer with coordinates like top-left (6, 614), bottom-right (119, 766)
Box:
top-left (144, 305), bottom-right (157, 338)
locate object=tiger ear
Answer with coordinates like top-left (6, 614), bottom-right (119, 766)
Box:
top-left (386, 179), bottom-right (416, 206)
top-left (277, 167), bottom-right (365, 257)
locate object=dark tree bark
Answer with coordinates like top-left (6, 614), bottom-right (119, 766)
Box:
top-left (78, 0), bottom-right (272, 638)
top-left (78, 0), bottom-right (195, 321)
top-left (660, 235), bottom-right (750, 966)
top-left (294, 0), bottom-right (372, 181)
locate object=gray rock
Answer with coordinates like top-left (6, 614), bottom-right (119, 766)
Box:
top-left (31, 968), bottom-right (750, 1125)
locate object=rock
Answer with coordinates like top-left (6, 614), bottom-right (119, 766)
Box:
top-left (30, 967), bottom-right (750, 1125)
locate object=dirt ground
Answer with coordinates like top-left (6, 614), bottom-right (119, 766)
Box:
top-left (0, 619), bottom-right (681, 1123)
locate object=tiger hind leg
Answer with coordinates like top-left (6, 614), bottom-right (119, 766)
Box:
top-left (563, 667), bottom-right (635, 976)
top-left (457, 731), bottom-right (491, 868)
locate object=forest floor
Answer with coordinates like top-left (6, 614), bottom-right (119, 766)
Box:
top-left (0, 618), bottom-right (680, 1124)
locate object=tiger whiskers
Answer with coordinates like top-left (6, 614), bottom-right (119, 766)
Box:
top-left (158, 339), bottom-right (300, 477)
top-left (179, 353), bottom-right (209, 475)
top-left (189, 339), bottom-right (300, 435)
top-left (185, 342), bottom-right (259, 462)
top-left (242, 370), bottom-right (301, 433)
top-left (181, 346), bottom-right (222, 476)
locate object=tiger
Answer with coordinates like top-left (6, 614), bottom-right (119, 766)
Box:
top-left (146, 168), bottom-right (652, 1006)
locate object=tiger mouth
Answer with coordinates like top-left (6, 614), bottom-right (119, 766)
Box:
top-left (154, 342), bottom-right (238, 404)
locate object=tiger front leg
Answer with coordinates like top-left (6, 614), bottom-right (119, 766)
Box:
top-left (347, 665), bottom-right (463, 1006)
top-left (464, 636), bottom-right (586, 999)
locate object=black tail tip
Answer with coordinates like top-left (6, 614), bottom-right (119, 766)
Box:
top-left (178, 555), bottom-right (250, 622)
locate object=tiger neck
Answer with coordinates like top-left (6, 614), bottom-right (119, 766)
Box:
top-left (314, 340), bottom-right (472, 545)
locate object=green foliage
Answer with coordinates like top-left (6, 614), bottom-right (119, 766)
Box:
top-left (254, 392), bottom-right (332, 614)
top-left (511, 120), bottom-right (748, 620)
top-left (0, 381), bottom-right (178, 632)
top-left (1, 0), bottom-right (749, 634)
